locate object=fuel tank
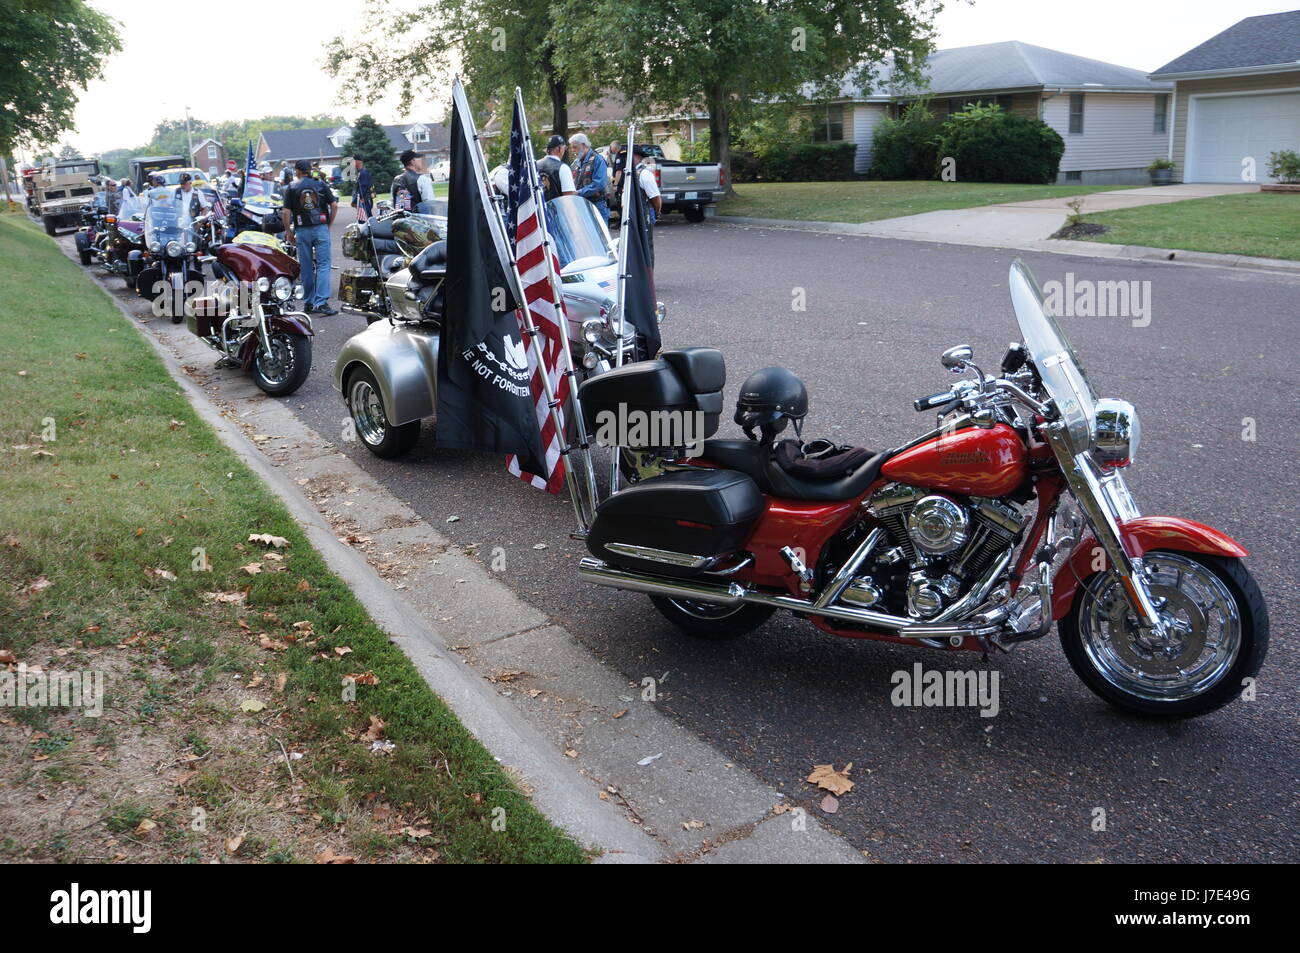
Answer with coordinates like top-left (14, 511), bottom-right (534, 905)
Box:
top-left (881, 423), bottom-right (1028, 498)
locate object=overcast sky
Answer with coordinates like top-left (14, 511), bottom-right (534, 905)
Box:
top-left (45, 0), bottom-right (1297, 159)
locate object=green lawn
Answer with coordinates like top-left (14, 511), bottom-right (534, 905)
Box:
top-left (720, 180), bottom-right (1137, 223)
top-left (1072, 192), bottom-right (1300, 261)
top-left (0, 213), bottom-right (585, 864)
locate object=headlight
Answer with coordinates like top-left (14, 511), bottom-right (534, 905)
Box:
top-left (293, 283), bottom-right (304, 299)
top-left (150, 242), bottom-right (161, 253)
top-left (581, 318), bottom-right (604, 344)
top-left (166, 240), bottom-right (182, 257)
top-left (1092, 398), bottom-right (1140, 469)
top-left (256, 277), bottom-right (270, 293)
top-left (272, 276), bottom-right (292, 301)
top-left (185, 242), bottom-right (196, 254)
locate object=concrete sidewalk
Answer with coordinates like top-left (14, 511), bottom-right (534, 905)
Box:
top-left (715, 184), bottom-right (1300, 275)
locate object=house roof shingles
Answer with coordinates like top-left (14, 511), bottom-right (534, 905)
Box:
top-left (259, 122), bottom-right (451, 162)
top-left (1151, 10), bottom-right (1300, 76)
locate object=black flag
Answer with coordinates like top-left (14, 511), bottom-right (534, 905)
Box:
top-left (435, 88), bottom-right (547, 477)
top-left (621, 166), bottom-right (660, 356)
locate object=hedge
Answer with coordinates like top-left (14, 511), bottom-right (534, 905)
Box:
top-left (730, 141), bottom-right (857, 182)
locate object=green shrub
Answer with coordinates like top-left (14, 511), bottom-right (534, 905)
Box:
top-left (868, 107), bottom-right (943, 180)
top-left (1267, 149), bottom-right (1300, 184)
top-left (933, 106), bottom-right (1064, 184)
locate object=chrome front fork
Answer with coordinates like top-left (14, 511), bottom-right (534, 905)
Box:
top-left (1046, 422), bottom-right (1166, 637)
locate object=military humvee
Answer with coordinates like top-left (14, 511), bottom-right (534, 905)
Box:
top-left (35, 159), bottom-right (100, 235)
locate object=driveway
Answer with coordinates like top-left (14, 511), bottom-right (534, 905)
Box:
top-left (858, 184), bottom-right (1261, 245)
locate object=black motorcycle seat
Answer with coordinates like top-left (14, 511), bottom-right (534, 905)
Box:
top-left (700, 438), bottom-right (890, 502)
top-left (409, 241), bottom-right (447, 281)
top-left (367, 218), bottom-right (395, 241)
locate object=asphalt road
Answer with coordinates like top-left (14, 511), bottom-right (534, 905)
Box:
top-left (85, 210), bottom-right (1300, 862)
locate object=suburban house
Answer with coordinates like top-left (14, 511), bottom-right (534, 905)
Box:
top-left (568, 42), bottom-right (1173, 183)
top-left (836, 42), bottom-right (1175, 183)
top-left (1149, 10), bottom-right (1300, 184)
top-left (190, 138), bottom-right (227, 177)
top-left (256, 121), bottom-right (452, 170)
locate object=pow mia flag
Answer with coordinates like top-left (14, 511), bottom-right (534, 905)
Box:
top-left (435, 80), bottom-right (547, 477)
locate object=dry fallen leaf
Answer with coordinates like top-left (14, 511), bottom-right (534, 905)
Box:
top-left (0, 649), bottom-right (14, 664)
top-left (295, 579), bottom-right (311, 592)
top-left (145, 567), bottom-right (177, 582)
top-left (248, 533), bottom-right (289, 548)
top-left (682, 819), bottom-right (705, 831)
top-left (820, 794), bottom-right (840, 814)
top-left (135, 819), bottom-right (158, 837)
top-left (346, 671), bottom-right (379, 686)
top-left (225, 835), bottom-right (244, 854)
top-left (203, 590), bottom-right (246, 605)
top-left (239, 563), bottom-right (262, 576)
top-left (258, 634), bottom-right (287, 652)
top-left (360, 715), bottom-right (384, 743)
top-left (399, 826), bottom-right (433, 839)
top-left (239, 699), bottom-right (265, 713)
top-left (333, 646), bottom-right (352, 658)
top-left (807, 762), bottom-right (855, 797)
top-left (27, 576), bottom-right (53, 594)
top-left (315, 847), bottom-right (355, 864)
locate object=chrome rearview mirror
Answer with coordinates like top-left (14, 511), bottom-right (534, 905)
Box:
top-left (941, 344), bottom-right (973, 372)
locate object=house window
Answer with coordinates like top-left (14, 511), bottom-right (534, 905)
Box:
top-left (948, 95), bottom-right (1013, 114)
top-left (811, 105), bottom-right (844, 142)
top-left (1154, 94), bottom-right (1168, 133)
top-left (409, 127), bottom-right (429, 143)
top-left (207, 143), bottom-right (217, 159)
top-left (1069, 93), bottom-right (1084, 134)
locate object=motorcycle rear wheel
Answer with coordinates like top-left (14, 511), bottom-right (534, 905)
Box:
top-left (650, 595), bottom-right (774, 640)
top-left (252, 332), bottom-right (312, 397)
top-left (1059, 550), bottom-right (1268, 718)
top-left (347, 367), bottom-right (420, 458)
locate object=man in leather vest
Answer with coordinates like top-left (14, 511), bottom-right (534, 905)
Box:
top-left (536, 135), bottom-right (576, 202)
top-left (568, 133), bottom-right (609, 225)
top-left (391, 149), bottom-right (437, 213)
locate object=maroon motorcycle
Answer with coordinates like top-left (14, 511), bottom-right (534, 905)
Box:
top-left (185, 234), bottom-right (313, 396)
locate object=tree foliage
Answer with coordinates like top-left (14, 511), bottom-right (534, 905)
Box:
top-left (0, 0), bottom-right (122, 155)
top-left (550, 0), bottom-right (939, 192)
top-left (325, 0), bottom-right (602, 140)
top-left (343, 114), bottom-right (402, 190)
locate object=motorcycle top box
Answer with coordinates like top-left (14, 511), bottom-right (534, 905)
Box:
top-left (585, 468), bottom-right (765, 578)
top-left (578, 346), bottom-right (726, 447)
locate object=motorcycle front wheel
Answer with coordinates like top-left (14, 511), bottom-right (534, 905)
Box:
top-left (251, 332), bottom-right (312, 396)
top-left (1059, 550), bottom-right (1268, 718)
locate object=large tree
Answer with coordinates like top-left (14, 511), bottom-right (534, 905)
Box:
top-left (325, 0), bottom-right (597, 140)
top-left (343, 114), bottom-right (402, 192)
top-left (0, 0), bottom-right (121, 156)
top-left (551, 0), bottom-right (939, 193)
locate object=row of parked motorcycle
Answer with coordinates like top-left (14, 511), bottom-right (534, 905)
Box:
top-left (72, 184), bottom-right (314, 395)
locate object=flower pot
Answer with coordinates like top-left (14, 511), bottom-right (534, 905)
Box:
top-left (1149, 169), bottom-right (1173, 186)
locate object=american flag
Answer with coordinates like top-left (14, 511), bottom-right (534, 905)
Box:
top-left (241, 141), bottom-right (272, 199)
top-left (504, 99), bottom-right (568, 493)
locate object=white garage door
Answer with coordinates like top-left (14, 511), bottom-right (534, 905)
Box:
top-left (1187, 90), bottom-right (1300, 183)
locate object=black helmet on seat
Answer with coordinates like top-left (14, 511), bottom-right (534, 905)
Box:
top-left (735, 366), bottom-right (808, 443)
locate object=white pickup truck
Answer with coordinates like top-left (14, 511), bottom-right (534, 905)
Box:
top-left (631, 144), bottom-right (723, 223)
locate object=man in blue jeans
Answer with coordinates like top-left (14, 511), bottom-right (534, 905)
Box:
top-left (280, 158), bottom-right (338, 315)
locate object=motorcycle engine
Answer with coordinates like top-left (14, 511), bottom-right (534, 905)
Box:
top-left (844, 484), bottom-right (1026, 619)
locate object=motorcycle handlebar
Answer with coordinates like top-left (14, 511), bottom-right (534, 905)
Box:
top-left (914, 391), bottom-right (956, 412)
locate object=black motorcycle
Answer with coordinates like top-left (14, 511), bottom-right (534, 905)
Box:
top-left (134, 189), bottom-right (204, 323)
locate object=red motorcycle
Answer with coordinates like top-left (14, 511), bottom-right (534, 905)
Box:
top-left (184, 233), bottom-right (313, 396)
top-left (572, 260), bottom-right (1267, 718)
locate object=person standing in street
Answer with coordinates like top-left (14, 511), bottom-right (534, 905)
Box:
top-left (351, 154), bottom-right (373, 222)
top-left (536, 135), bottom-right (576, 201)
top-left (391, 149), bottom-right (437, 213)
top-left (281, 158), bottom-right (338, 315)
top-left (569, 133), bottom-right (609, 225)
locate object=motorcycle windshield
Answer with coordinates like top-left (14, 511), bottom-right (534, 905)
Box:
top-left (143, 191), bottom-right (193, 249)
top-left (117, 194), bottom-right (144, 221)
top-left (545, 196), bottom-right (613, 269)
top-left (392, 214), bottom-right (442, 256)
top-left (1008, 259), bottom-right (1097, 454)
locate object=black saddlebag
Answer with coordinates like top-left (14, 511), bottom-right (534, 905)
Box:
top-left (585, 468), bottom-right (764, 578)
top-left (579, 346), bottom-right (725, 450)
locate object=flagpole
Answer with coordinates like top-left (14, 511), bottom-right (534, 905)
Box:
top-left (452, 78), bottom-right (593, 532)
top-left (608, 122), bottom-right (637, 493)
top-left (513, 88), bottom-right (599, 529)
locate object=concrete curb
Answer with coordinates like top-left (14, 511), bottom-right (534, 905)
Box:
top-left (713, 215), bottom-right (1300, 277)
top-left (60, 239), bottom-right (865, 865)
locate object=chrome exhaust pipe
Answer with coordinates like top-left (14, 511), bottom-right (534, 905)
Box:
top-left (578, 558), bottom-right (1009, 639)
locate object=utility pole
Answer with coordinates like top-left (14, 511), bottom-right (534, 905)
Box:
top-left (184, 106), bottom-right (194, 160)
